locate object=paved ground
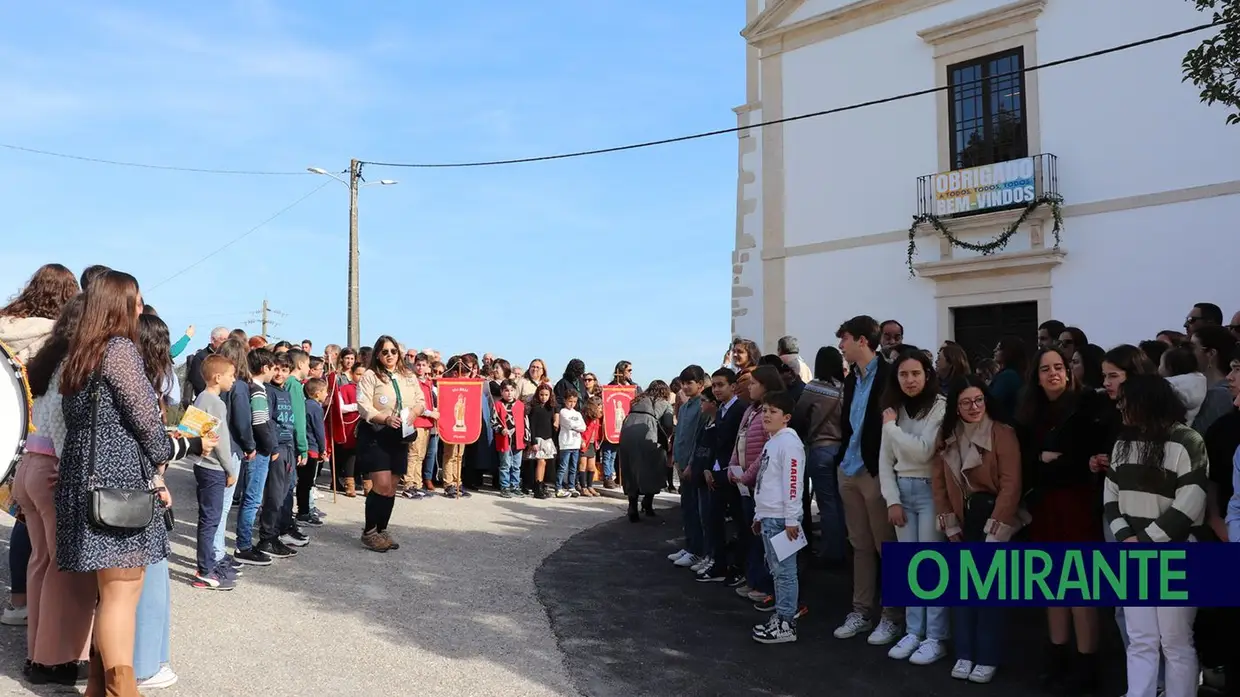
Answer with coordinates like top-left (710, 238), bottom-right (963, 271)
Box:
top-left (0, 464), bottom-right (625, 697)
top-left (537, 498), bottom-right (1130, 697)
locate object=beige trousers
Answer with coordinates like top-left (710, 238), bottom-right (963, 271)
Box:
top-left (401, 429), bottom-right (430, 489)
top-left (838, 466), bottom-right (904, 623)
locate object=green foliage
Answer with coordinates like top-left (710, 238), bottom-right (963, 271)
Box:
top-left (906, 195), bottom-right (1064, 277)
top-left (1183, 0), bottom-right (1240, 124)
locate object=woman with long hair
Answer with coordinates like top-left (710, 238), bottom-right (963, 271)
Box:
top-left (878, 349), bottom-right (949, 666)
top-left (355, 335), bottom-right (425, 551)
top-left (555, 358), bottom-right (587, 409)
top-left (1016, 346), bottom-right (1108, 693)
top-left (55, 271), bottom-right (184, 694)
top-left (1, 263), bottom-right (80, 636)
top-left (935, 343), bottom-right (970, 396)
top-left (1071, 343), bottom-right (1105, 391)
top-left (619, 380), bottom-right (675, 521)
top-left (0, 262), bottom-right (79, 361)
top-left (730, 339), bottom-right (761, 374)
top-left (932, 375), bottom-right (1025, 684)
top-left (515, 358), bottom-right (549, 402)
top-left (1104, 376), bottom-right (1206, 697)
top-left (989, 335), bottom-right (1028, 422)
top-left (10, 295), bottom-right (93, 686)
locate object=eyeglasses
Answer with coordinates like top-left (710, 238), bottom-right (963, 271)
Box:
top-left (958, 396), bottom-right (985, 410)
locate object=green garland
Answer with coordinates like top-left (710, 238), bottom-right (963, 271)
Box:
top-left (906, 193), bottom-right (1064, 277)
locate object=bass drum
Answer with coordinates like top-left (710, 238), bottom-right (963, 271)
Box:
top-left (0, 341), bottom-right (30, 494)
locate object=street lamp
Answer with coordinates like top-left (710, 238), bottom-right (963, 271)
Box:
top-left (308, 161), bottom-right (398, 348)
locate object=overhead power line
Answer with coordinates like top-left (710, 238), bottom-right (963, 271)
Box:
top-left (363, 19), bottom-right (1226, 169)
top-left (148, 180), bottom-right (333, 291)
top-left (0, 143), bottom-right (305, 176)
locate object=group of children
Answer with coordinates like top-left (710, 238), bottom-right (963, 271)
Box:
top-left (490, 382), bottom-right (604, 500)
top-left (187, 347), bottom-right (331, 589)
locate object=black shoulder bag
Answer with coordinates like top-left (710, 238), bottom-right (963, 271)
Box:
top-left (87, 376), bottom-right (159, 532)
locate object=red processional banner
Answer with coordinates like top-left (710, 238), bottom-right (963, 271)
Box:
top-left (436, 378), bottom-right (486, 445)
top-left (601, 385), bottom-right (636, 444)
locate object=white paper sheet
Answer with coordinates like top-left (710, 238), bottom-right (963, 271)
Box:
top-left (728, 465), bottom-right (751, 497)
top-left (768, 527), bottom-right (808, 562)
top-left (400, 407), bottom-right (414, 439)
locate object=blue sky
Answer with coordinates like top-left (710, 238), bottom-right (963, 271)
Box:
top-left (0, 1), bottom-right (742, 383)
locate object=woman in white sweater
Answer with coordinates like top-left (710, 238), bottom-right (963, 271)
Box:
top-left (878, 348), bottom-right (948, 666)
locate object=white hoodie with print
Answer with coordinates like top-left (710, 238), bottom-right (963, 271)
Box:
top-left (1166, 372), bottom-right (1208, 426)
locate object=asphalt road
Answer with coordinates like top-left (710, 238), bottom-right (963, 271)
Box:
top-left (536, 500), bottom-right (1129, 697)
top-left (0, 464), bottom-right (624, 697)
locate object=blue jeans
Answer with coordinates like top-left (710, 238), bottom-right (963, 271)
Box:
top-left (680, 484), bottom-right (705, 556)
top-left (214, 476), bottom-right (237, 566)
top-left (235, 454), bottom-right (269, 552)
top-left (953, 605), bottom-right (1005, 666)
top-left (600, 444), bottom-right (617, 479)
top-left (557, 450), bottom-right (580, 490)
top-left (423, 433), bottom-right (440, 482)
top-left (743, 497), bottom-right (772, 594)
top-left (895, 477), bottom-right (949, 640)
top-left (760, 517), bottom-right (801, 621)
top-left (806, 445), bottom-right (846, 561)
top-left (9, 521), bottom-right (30, 594)
top-left (193, 467), bottom-right (226, 575)
top-left (134, 559), bottom-right (171, 681)
top-left (499, 448), bottom-right (522, 490)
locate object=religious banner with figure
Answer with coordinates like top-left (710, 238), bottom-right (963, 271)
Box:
top-left (436, 378), bottom-right (486, 445)
top-left (601, 385), bottom-right (636, 444)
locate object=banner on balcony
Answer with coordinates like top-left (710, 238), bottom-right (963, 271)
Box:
top-left (601, 385), bottom-right (636, 444)
top-left (932, 156), bottom-right (1036, 216)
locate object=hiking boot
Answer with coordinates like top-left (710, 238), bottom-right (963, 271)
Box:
top-left (362, 530), bottom-right (392, 553)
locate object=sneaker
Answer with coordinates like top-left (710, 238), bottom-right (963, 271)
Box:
top-left (746, 589), bottom-right (768, 602)
top-left (690, 557), bottom-right (712, 573)
top-left (192, 571), bottom-right (235, 591)
top-left (296, 513), bottom-right (325, 527)
top-left (753, 612), bottom-right (780, 634)
top-left (833, 612), bottom-right (873, 639)
top-left (216, 563), bottom-right (240, 582)
top-left (257, 539), bottom-right (296, 559)
top-left (400, 488), bottom-right (426, 500)
top-left (968, 665), bottom-right (997, 684)
top-left (725, 575), bottom-right (746, 588)
top-left (674, 553), bottom-right (699, 568)
top-left (753, 596), bottom-right (775, 612)
top-left (225, 554), bottom-right (243, 570)
top-left (458, 488), bottom-right (472, 498)
top-left (280, 530), bottom-right (310, 547)
top-left (867, 618), bottom-right (901, 645)
top-left (569, 489), bottom-right (580, 498)
top-left (734, 584), bottom-right (753, 597)
top-left (1, 604), bottom-right (27, 626)
top-left (500, 490), bottom-right (514, 499)
top-left (909, 638), bottom-right (949, 666)
top-left (888, 634), bottom-right (921, 660)
top-left (512, 489), bottom-right (528, 498)
top-left (695, 567), bottom-right (726, 583)
top-left (138, 664), bottom-right (178, 689)
top-left (752, 618), bottom-right (797, 644)
top-left (795, 605), bottom-right (808, 619)
top-left (555, 489), bottom-right (570, 498)
top-left (234, 548), bottom-right (273, 566)
top-left (442, 485), bottom-right (458, 498)
top-left (950, 659), bottom-right (974, 680)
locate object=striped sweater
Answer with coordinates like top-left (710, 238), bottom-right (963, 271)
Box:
top-left (1103, 423), bottom-right (1208, 543)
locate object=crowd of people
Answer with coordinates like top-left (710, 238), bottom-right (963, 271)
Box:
top-left (660, 312), bottom-right (1240, 697)
top-left (0, 261), bottom-right (660, 694)
top-left (3, 259), bottom-right (1239, 697)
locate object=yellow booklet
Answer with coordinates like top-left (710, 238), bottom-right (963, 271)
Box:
top-left (178, 406), bottom-right (222, 438)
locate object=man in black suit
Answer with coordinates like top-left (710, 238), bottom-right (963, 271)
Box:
top-left (831, 315), bottom-right (904, 645)
top-left (184, 326), bottom-right (230, 407)
top-left (696, 368), bottom-right (747, 584)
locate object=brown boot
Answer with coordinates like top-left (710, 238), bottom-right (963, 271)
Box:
top-left (103, 665), bottom-right (137, 696)
top-left (423, 478), bottom-right (436, 492)
top-left (84, 649), bottom-right (105, 697)
top-left (361, 530), bottom-right (392, 553)
top-left (344, 479), bottom-right (356, 498)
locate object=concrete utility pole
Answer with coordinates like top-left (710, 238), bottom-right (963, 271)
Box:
top-left (307, 161), bottom-right (398, 350)
top-left (244, 299), bottom-right (284, 339)
top-left (347, 158), bottom-right (361, 349)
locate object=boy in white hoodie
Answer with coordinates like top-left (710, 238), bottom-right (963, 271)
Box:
top-left (750, 391), bottom-right (806, 645)
top-left (1161, 346), bottom-right (1208, 425)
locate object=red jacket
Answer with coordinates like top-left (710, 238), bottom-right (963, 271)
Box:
top-left (493, 399), bottom-right (527, 452)
top-left (413, 378), bottom-right (435, 429)
top-left (328, 379), bottom-right (360, 449)
top-left (581, 419), bottom-right (602, 451)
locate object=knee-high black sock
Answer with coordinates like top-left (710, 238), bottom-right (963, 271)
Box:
top-left (584, 470), bottom-right (594, 489)
top-left (364, 491), bottom-right (379, 533)
top-left (377, 495), bottom-right (396, 532)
